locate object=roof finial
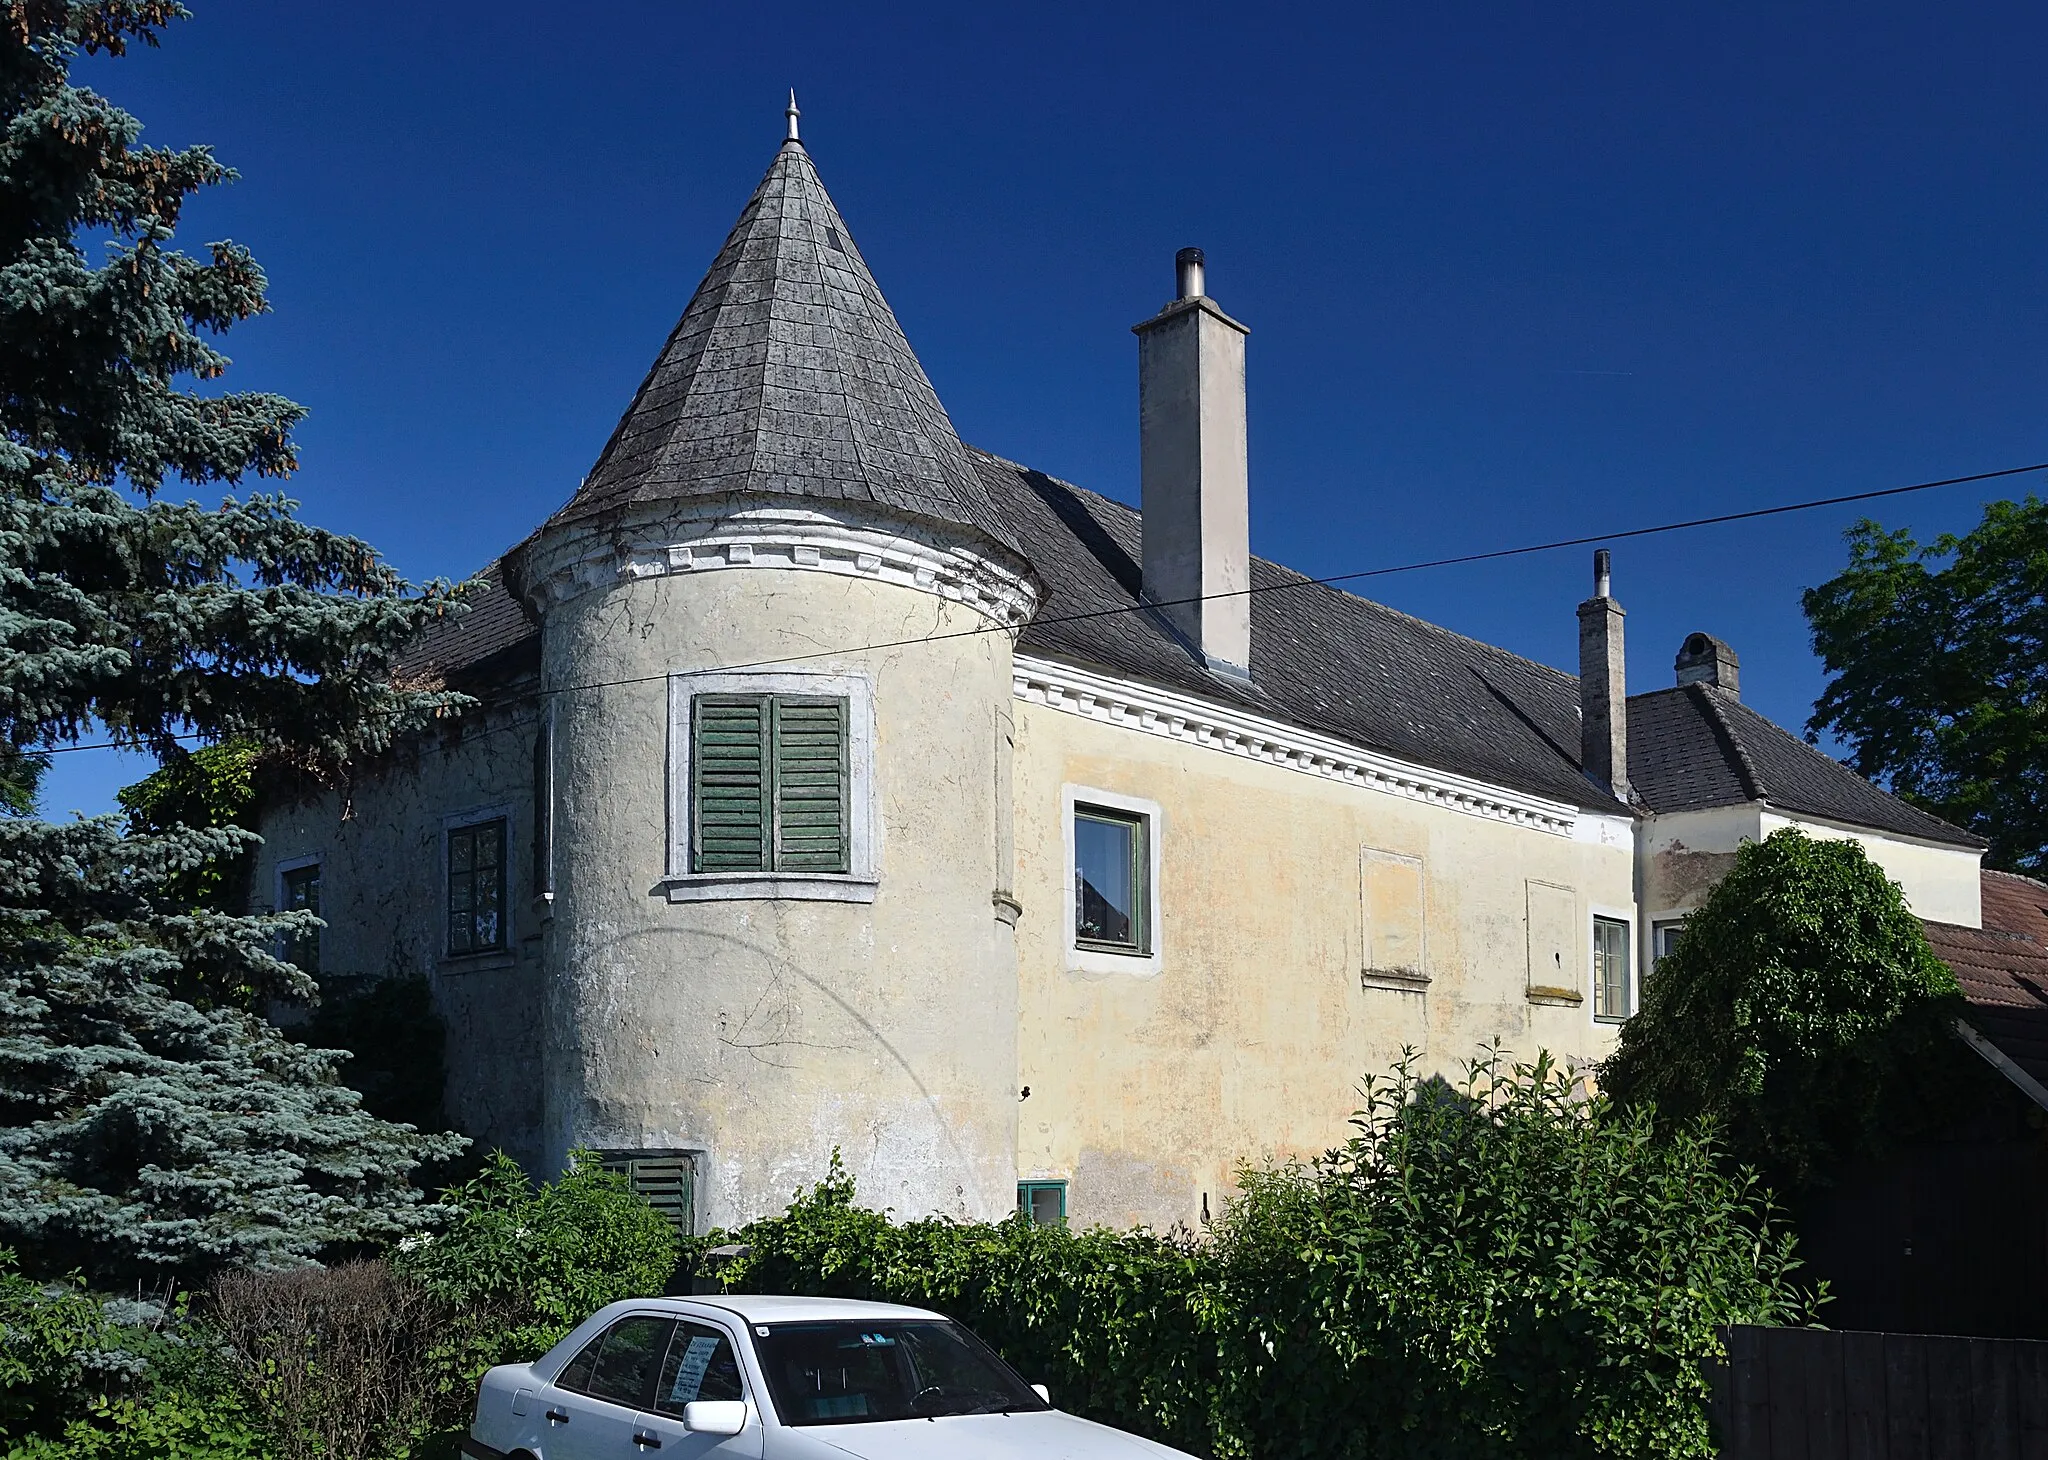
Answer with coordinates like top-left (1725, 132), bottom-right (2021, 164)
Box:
top-left (785, 89), bottom-right (801, 144)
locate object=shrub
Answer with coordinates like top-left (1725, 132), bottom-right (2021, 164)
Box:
top-left (1602, 827), bottom-right (1988, 1191)
top-left (206, 1262), bottom-right (443, 1460)
top-left (709, 1052), bottom-right (1816, 1459)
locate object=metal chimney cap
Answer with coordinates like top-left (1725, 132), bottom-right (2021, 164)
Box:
top-left (1175, 247), bottom-right (1206, 300)
top-left (1593, 548), bottom-right (1612, 599)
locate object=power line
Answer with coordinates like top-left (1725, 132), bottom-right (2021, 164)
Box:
top-left (34, 457), bottom-right (2046, 757)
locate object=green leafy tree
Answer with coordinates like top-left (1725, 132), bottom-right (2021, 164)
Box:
top-left (1804, 498), bottom-right (2048, 872)
top-left (1603, 828), bottom-right (1985, 1193)
top-left (0, 2), bottom-right (472, 1282)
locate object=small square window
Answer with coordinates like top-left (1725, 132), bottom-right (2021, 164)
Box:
top-left (280, 863), bottom-right (320, 976)
top-left (1652, 918), bottom-right (1688, 966)
top-left (1018, 1180), bottom-right (1066, 1226)
top-left (1074, 806), bottom-right (1148, 953)
top-left (1593, 916), bottom-right (1631, 1021)
top-left (599, 1152), bottom-right (699, 1235)
top-left (447, 819), bottom-right (507, 956)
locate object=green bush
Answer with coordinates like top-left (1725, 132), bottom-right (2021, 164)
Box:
top-left (1602, 827), bottom-right (1988, 1192)
top-left (709, 1052), bottom-right (1816, 1460)
top-left (0, 1250), bottom-right (260, 1459)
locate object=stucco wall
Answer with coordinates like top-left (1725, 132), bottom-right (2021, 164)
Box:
top-left (538, 552), bottom-right (1022, 1229)
top-left (1009, 684), bottom-right (1637, 1233)
top-left (1641, 802), bottom-right (1982, 929)
top-left (251, 698), bottom-right (548, 1167)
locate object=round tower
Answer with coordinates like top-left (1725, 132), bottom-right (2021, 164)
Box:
top-left (511, 119), bottom-right (1039, 1227)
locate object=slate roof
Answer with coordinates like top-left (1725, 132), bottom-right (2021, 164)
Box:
top-left (1626, 683), bottom-right (1983, 848)
top-left (1926, 871), bottom-right (2048, 1085)
top-left (549, 139), bottom-right (1017, 553)
top-left (398, 561), bottom-right (537, 684)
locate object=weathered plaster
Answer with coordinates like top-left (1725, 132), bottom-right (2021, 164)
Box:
top-left (1009, 692), bottom-right (1635, 1233)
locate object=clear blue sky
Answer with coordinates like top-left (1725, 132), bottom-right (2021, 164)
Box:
top-left (43, 0), bottom-right (2048, 815)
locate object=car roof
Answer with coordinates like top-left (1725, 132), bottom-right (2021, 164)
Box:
top-left (680, 1294), bottom-right (946, 1324)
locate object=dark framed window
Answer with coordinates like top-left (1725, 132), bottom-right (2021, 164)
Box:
top-left (446, 818), bottom-right (507, 956)
top-left (652, 1321), bottom-right (746, 1414)
top-left (280, 863), bottom-right (321, 976)
top-left (557, 1315), bottom-right (675, 1407)
top-left (1018, 1180), bottom-right (1067, 1226)
top-left (1073, 805), bottom-right (1148, 953)
top-left (1593, 916), bottom-right (1631, 1021)
top-left (692, 695), bottom-right (849, 874)
top-left (598, 1152), bottom-right (697, 1235)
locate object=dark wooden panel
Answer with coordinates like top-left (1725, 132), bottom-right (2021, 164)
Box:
top-left (1803, 1328), bottom-right (1848, 1460)
top-left (1925, 1336), bottom-right (1974, 1460)
top-left (1970, 1337), bottom-right (2020, 1460)
top-left (1841, 1330), bottom-right (1889, 1460)
top-left (1883, 1333), bottom-right (1931, 1460)
top-left (1766, 1326), bottom-right (1809, 1460)
top-left (1730, 1324), bottom-right (1773, 1459)
top-left (2019, 1339), bottom-right (2048, 1460)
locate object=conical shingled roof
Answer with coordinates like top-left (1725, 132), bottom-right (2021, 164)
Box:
top-left (552, 138), bottom-right (1016, 551)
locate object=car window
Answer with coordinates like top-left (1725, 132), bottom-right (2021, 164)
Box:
top-left (652, 1321), bottom-right (745, 1415)
top-left (753, 1319), bottom-right (1048, 1426)
top-left (562, 1316), bottom-right (676, 1408)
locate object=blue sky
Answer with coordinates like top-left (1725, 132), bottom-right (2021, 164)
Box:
top-left (44, 0), bottom-right (2048, 815)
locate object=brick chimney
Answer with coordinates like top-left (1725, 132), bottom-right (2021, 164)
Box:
top-left (1674, 632), bottom-right (1740, 697)
top-left (1134, 247), bottom-right (1252, 677)
top-left (1578, 549), bottom-right (1630, 800)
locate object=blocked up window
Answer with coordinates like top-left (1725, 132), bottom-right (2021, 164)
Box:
top-left (1360, 847), bottom-right (1425, 985)
top-left (1017, 1180), bottom-right (1067, 1226)
top-left (1594, 916), bottom-right (1632, 1021)
top-left (446, 819), bottom-right (506, 956)
top-left (601, 1152), bottom-right (698, 1235)
top-left (1074, 806), bottom-right (1148, 953)
top-left (692, 695), bottom-right (849, 874)
top-left (280, 862), bottom-right (321, 976)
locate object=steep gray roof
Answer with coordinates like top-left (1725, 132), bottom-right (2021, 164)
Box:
top-left (550, 140), bottom-right (1015, 551)
top-left (1627, 683), bottom-right (1984, 847)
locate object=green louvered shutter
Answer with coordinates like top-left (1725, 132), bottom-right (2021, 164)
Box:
top-left (693, 697), bottom-right (768, 871)
top-left (772, 698), bottom-right (849, 872)
top-left (601, 1154), bottom-right (696, 1235)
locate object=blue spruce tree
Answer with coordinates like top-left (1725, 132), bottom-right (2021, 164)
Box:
top-left (0, 2), bottom-right (471, 1281)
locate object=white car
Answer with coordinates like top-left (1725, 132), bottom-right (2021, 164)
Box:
top-left (461, 1293), bottom-right (1198, 1459)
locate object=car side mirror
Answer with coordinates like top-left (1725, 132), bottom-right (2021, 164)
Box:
top-left (682, 1400), bottom-right (748, 1436)
top-left (1031, 1384), bottom-right (1050, 1404)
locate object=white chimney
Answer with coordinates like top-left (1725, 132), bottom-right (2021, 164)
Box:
top-left (1134, 247), bottom-right (1252, 677)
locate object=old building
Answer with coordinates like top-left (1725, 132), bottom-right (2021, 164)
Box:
top-left (254, 111), bottom-right (1997, 1234)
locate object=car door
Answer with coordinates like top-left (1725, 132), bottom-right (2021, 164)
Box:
top-left (545, 1313), bottom-right (677, 1459)
top-left (630, 1318), bottom-right (764, 1458)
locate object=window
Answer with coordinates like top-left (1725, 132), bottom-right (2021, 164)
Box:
top-left (1593, 915), bottom-right (1632, 1021)
top-left (279, 862), bottom-right (320, 976)
top-left (752, 1320), bottom-right (1049, 1426)
top-left (446, 818), bottom-right (507, 956)
top-left (1074, 805), bottom-right (1147, 953)
top-left (692, 695), bottom-right (849, 874)
top-left (652, 1321), bottom-right (745, 1415)
top-left (1017, 1180), bottom-right (1066, 1226)
top-left (1652, 918), bottom-right (1688, 966)
top-left (1360, 846), bottom-right (1426, 987)
top-left (599, 1152), bottom-right (697, 1235)
top-left (558, 1316), bottom-right (675, 1407)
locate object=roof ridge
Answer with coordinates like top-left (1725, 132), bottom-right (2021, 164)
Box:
top-left (965, 448), bottom-right (1581, 690)
top-left (1689, 682), bottom-right (1768, 802)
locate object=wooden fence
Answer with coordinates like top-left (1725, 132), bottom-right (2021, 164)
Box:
top-left (1710, 1325), bottom-right (2048, 1458)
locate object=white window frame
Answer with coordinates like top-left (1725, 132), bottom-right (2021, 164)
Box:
top-left (1588, 902), bottom-right (1637, 1024)
top-left (442, 803), bottom-right (515, 968)
top-left (1649, 912), bottom-right (1691, 968)
top-left (664, 670), bottom-right (877, 904)
top-left (1062, 784), bottom-right (1163, 978)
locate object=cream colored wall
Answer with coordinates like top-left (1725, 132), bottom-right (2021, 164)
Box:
top-left (1640, 802), bottom-right (1982, 929)
top-left (1758, 810), bottom-right (1982, 927)
top-left (539, 551), bottom-right (1022, 1230)
top-left (1010, 693), bottom-right (1637, 1233)
top-left (251, 699), bottom-right (548, 1167)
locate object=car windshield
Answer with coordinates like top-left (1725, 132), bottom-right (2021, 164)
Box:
top-left (753, 1319), bottom-right (1050, 1426)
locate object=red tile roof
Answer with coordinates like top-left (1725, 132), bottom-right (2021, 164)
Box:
top-left (1925, 870), bottom-right (2048, 1084)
